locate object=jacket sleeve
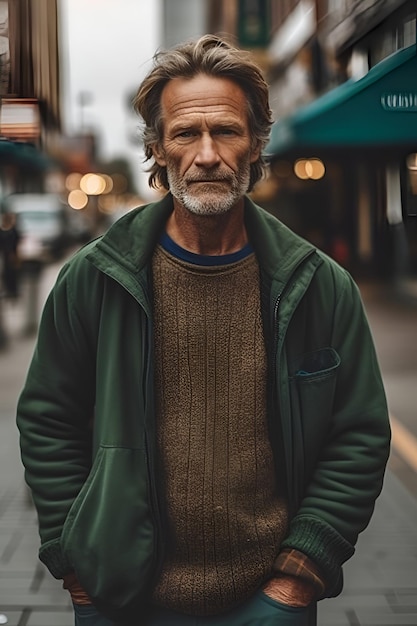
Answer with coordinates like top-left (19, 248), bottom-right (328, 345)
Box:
top-left (16, 257), bottom-right (97, 578)
top-left (280, 267), bottom-right (391, 596)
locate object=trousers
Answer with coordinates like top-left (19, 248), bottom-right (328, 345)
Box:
top-left (73, 591), bottom-right (316, 625)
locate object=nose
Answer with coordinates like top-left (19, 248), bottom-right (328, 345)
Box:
top-left (194, 133), bottom-right (221, 168)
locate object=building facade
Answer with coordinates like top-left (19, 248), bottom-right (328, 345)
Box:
top-left (265, 0), bottom-right (417, 281)
top-left (0, 0), bottom-right (61, 195)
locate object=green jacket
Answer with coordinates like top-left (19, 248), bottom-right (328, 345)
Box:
top-left (17, 194), bottom-right (390, 620)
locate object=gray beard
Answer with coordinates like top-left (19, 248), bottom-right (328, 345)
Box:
top-left (167, 166), bottom-right (251, 216)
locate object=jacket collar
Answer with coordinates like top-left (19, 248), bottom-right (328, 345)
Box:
top-left (243, 195), bottom-right (318, 290)
top-left (87, 192), bottom-right (320, 295)
top-left (89, 193), bottom-right (174, 276)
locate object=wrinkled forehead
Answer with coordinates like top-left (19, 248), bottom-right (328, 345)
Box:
top-left (160, 74), bottom-right (249, 122)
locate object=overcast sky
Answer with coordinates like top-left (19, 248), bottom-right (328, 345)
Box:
top-left (58, 0), bottom-right (162, 197)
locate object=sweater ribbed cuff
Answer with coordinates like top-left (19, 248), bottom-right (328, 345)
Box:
top-left (280, 514), bottom-right (355, 596)
top-left (39, 538), bottom-right (73, 579)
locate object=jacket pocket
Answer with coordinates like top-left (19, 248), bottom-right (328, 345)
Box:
top-left (61, 445), bottom-right (156, 615)
top-left (294, 347), bottom-right (340, 381)
top-left (289, 348), bottom-right (340, 497)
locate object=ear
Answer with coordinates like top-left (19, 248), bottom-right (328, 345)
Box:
top-left (152, 143), bottom-right (166, 166)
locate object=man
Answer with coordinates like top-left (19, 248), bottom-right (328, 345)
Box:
top-left (17, 35), bottom-right (390, 626)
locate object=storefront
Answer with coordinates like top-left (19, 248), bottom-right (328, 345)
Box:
top-left (265, 44), bottom-right (417, 279)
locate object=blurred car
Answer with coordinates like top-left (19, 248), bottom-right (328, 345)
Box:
top-left (2, 193), bottom-right (70, 263)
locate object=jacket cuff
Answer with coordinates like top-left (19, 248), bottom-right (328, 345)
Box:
top-left (280, 514), bottom-right (355, 596)
top-left (39, 538), bottom-right (73, 579)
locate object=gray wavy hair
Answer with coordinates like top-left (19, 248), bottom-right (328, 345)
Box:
top-left (133, 34), bottom-right (272, 191)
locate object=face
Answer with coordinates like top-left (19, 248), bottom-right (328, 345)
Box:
top-left (153, 74), bottom-right (260, 216)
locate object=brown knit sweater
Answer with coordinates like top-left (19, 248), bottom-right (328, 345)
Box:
top-left (151, 244), bottom-right (288, 615)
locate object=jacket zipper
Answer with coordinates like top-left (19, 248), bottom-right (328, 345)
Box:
top-left (271, 291), bottom-right (296, 513)
top-left (271, 250), bottom-right (319, 516)
top-left (138, 272), bottom-right (164, 583)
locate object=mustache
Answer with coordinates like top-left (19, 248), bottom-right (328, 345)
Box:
top-left (185, 170), bottom-right (232, 183)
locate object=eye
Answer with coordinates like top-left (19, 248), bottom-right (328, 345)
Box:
top-left (215, 128), bottom-right (236, 136)
top-left (176, 130), bottom-right (195, 139)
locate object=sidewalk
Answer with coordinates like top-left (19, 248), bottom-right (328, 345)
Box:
top-left (0, 271), bottom-right (416, 625)
top-left (0, 262), bottom-right (73, 626)
top-left (318, 470), bottom-right (417, 625)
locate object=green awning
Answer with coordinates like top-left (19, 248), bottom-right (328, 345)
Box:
top-left (266, 44), bottom-right (417, 157)
top-left (0, 139), bottom-right (53, 171)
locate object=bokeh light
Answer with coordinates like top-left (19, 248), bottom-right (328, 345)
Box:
top-left (80, 173), bottom-right (107, 195)
top-left (68, 189), bottom-right (89, 210)
top-left (294, 158), bottom-right (326, 180)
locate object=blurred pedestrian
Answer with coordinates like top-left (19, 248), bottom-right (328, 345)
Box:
top-left (17, 35), bottom-right (391, 626)
top-left (0, 212), bottom-right (20, 299)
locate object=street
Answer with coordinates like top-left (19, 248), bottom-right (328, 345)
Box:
top-left (0, 255), bottom-right (416, 626)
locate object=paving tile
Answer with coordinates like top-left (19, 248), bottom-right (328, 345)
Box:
top-left (0, 609), bottom-right (73, 626)
top-left (26, 610), bottom-right (73, 626)
top-left (317, 608), bottom-right (351, 626)
top-left (353, 611), bottom-right (417, 625)
top-left (0, 612), bottom-right (21, 626)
